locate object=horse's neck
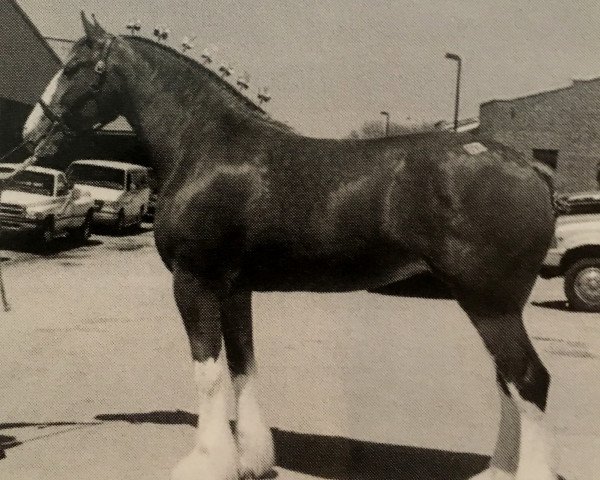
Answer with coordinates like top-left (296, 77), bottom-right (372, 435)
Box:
top-left (118, 44), bottom-right (236, 183)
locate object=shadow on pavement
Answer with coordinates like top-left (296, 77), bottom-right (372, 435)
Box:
top-left (5, 413), bottom-right (568, 479)
top-left (96, 410), bottom-right (196, 426)
top-left (369, 273), bottom-right (454, 300)
top-left (531, 300), bottom-right (572, 312)
top-left (92, 224), bottom-right (153, 238)
top-left (272, 429), bottom-right (488, 480)
top-left (0, 421), bottom-right (101, 458)
top-left (95, 410), bottom-right (491, 480)
top-left (0, 237), bottom-right (102, 255)
top-left (0, 433), bottom-right (21, 450)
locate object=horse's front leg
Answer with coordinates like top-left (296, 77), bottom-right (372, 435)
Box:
top-left (171, 263), bottom-right (238, 480)
top-left (222, 290), bottom-right (275, 479)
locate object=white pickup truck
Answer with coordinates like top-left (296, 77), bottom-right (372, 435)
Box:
top-left (0, 163), bottom-right (95, 245)
top-left (541, 191), bottom-right (600, 312)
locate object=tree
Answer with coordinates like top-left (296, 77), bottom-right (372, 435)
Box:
top-left (348, 119), bottom-right (438, 139)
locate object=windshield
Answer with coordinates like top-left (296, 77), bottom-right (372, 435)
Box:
top-left (68, 164), bottom-right (125, 190)
top-left (0, 167), bottom-right (54, 196)
top-left (562, 201), bottom-right (600, 215)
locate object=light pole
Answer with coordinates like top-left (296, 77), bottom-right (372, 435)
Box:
top-left (445, 52), bottom-right (462, 132)
top-left (380, 111), bottom-right (390, 137)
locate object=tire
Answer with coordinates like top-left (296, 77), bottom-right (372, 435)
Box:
top-left (39, 217), bottom-right (55, 246)
top-left (72, 212), bottom-right (92, 242)
top-left (564, 258), bottom-right (600, 312)
top-left (135, 206), bottom-right (145, 228)
top-left (115, 210), bottom-right (126, 233)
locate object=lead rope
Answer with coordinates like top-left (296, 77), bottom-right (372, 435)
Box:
top-left (0, 188), bottom-right (10, 312)
top-left (0, 154), bottom-right (40, 312)
top-left (0, 142), bottom-right (28, 312)
top-left (0, 139), bottom-right (33, 312)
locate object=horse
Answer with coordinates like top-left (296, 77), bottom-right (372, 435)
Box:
top-left (22, 13), bottom-right (559, 480)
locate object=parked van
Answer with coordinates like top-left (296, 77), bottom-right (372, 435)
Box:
top-left (66, 160), bottom-right (150, 231)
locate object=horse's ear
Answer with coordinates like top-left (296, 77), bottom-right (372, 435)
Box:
top-left (81, 11), bottom-right (105, 43)
top-left (91, 14), bottom-right (106, 33)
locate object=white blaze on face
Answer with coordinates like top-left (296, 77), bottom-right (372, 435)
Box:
top-left (23, 69), bottom-right (63, 139)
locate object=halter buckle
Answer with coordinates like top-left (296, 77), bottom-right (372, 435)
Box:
top-left (94, 60), bottom-right (106, 74)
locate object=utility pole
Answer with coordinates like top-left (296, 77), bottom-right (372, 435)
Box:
top-left (380, 111), bottom-right (390, 137)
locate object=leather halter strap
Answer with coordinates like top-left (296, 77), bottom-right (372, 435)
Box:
top-left (37, 36), bottom-right (116, 136)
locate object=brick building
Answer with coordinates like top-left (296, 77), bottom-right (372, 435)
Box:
top-left (479, 78), bottom-right (600, 193)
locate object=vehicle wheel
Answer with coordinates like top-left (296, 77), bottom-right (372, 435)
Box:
top-left (73, 212), bottom-right (92, 242)
top-left (135, 206), bottom-right (145, 228)
top-left (115, 210), bottom-right (126, 234)
top-left (564, 258), bottom-right (600, 312)
top-left (39, 217), bottom-right (55, 246)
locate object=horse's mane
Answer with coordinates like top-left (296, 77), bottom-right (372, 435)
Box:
top-left (122, 36), bottom-right (293, 133)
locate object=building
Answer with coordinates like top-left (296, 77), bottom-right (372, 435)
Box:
top-left (479, 78), bottom-right (600, 193)
top-left (434, 117), bottom-right (480, 133)
top-left (0, 0), bottom-right (62, 162)
top-left (0, 0), bottom-right (147, 170)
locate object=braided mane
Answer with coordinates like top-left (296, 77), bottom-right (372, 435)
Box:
top-left (123, 35), bottom-right (292, 132)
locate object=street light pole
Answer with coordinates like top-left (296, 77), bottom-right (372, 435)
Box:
top-left (445, 52), bottom-right (462, 132)
top-left (380, 111), bottom-right (390, 137)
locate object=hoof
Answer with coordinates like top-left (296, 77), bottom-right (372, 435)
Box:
top-left (237, 426), bottom-right (275, 479)
top-left (171, 449), bottom-right (239, 480)
top-left (469, 468), bottom-right (515, 480)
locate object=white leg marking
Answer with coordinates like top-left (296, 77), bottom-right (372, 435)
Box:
top-left (470, 384), bottom-right (520, 480)
top-left (171, 351), bottom-right (238, 480)
top-left (23, 70), bottom-right (62, 138)
top-left (508, 384), bottom-right (557, 480)
top-left (233, 370), bottom-right (275, 479)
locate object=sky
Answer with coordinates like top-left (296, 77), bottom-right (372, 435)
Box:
top-left (17, 0), bottom-right (600, 138)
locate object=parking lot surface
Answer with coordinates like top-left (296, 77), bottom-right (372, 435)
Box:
top-left (0, 228), bottom-right (598, 480)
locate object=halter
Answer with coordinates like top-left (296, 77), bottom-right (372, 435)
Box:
top-left (37, 36), bottom-right (116, 137)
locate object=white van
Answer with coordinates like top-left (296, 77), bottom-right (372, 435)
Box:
top-left (67, 160), bottom-right (150, 231)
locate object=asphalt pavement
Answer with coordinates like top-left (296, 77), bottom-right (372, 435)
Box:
top-left (0, 228), bottom-right (597, 480)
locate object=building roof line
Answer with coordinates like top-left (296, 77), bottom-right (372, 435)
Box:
top-left (481, 76), bottom-right (600, 107)
top-left (10, 0), bottom-right (62, 67)
top-left (43, 35), bottom-right (76, 43)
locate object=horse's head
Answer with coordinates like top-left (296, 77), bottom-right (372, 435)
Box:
top-left (23, 13), bottom-right (122, 157)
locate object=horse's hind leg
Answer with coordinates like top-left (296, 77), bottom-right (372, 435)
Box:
top-left (171, 264), bottom-right (238, 480)
top-left (465, 306), bottom-right (557, 480)
top-left (222, 290), bottom-right (275, 479)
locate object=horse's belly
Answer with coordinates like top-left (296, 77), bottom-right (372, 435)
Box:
top-left (237, 245), bottom-right (427, 292)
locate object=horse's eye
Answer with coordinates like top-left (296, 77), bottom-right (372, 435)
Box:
top-left (63, 60), bottom-right (89, 76)
top-left (63, 63), bottom-right (79, 77)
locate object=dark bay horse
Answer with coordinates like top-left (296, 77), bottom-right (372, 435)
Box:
top-left (22, 14), bottom-right (558, 480)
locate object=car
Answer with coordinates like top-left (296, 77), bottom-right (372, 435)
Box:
top-left (144, 189), bottom-right (158, 221)
top-left (0, 163), bottom-right (95, 245)
top-left (66, 160), bottom-right (151, 231)
top-left (541, 190), bottom-right (600, 312)
top-left (143, 168), bottom-right (158, 222)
